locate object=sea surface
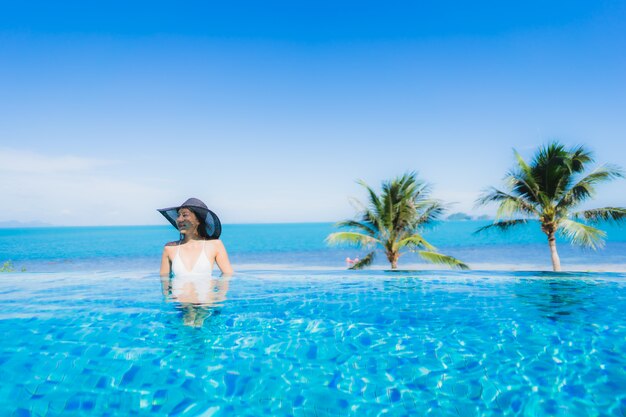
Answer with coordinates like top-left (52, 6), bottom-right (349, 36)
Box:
top-left (1, 221), bottom-right (625, 272)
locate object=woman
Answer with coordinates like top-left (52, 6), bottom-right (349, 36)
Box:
top-left (158, 198), bottom-right (233, 304)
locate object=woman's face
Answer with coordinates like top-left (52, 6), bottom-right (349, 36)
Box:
top-left (176, 208), bottom-right (200, 235)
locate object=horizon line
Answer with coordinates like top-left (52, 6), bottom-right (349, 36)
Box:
top-left (0, 218), bottom-right (497, 229)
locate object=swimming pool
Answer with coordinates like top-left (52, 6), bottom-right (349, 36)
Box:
top-left (1, 270), bottom-right (625, 416)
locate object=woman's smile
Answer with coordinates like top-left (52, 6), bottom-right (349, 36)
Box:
top-left (177, 221), bottom-right (192, 230)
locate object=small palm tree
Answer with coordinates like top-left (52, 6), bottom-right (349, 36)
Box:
top-left (326, 172), bottom-right (469, 270)
top-left (476, 142), bottom-right (626, 271)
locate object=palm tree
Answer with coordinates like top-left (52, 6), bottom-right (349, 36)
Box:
top-left (476, 142), bottom-right (626, 271)
top-left (326, 172), bottom-right (469, 270)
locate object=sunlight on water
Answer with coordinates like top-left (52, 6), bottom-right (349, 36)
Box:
top-left (1, 270), bottom-right (626, 416)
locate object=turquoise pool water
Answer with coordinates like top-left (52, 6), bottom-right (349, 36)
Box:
top-left (1, 270), bottom-right (625, 416)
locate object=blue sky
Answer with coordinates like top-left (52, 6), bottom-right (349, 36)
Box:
top-left (1, 1), bottom-right (625, 225)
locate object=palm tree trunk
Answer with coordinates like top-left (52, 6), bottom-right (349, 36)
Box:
top-left (387, 252), bottom-right (399, 269)
top-left (548, 232), bottom-right (561, 272)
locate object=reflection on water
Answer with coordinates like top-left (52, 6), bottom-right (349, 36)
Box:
top-left (160, 275), bottom-right (231, 327)
top-left (177, 304), bottom-right (222, 328)
top-left (513, 276), bottom-right (598, 323)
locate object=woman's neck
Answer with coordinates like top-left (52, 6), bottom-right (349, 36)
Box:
top-left (180, 234), bottom-right (202, 244)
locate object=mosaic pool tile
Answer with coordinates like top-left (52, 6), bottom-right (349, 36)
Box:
top-left (1, 271), bottom-right (626, 416)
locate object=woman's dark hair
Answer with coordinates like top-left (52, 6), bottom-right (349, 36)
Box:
top-left (195, 211), bottom-right (210, 239)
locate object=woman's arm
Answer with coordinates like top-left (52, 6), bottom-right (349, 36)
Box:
top-left (160, 247), bottom-right (172, 297)
top-left (160, 247), bottom-right (172, 277)
top-left (211, 276), bottom-right (231, 303)
top-left (214, 240), bottom-right (234, 276)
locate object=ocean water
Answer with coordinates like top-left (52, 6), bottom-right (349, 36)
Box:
top-left (1, 221), bottom-right (626, 272)
top-left (1, 270), bottom-right (625, 416)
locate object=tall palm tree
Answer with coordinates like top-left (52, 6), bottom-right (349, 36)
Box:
top-left (476, 142), bottom-right (626, 271)
top-left (326, 172), bottom-right (469, 270)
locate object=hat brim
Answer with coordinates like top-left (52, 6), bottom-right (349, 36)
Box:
top-left (157, 204), bottom-right (222, 239)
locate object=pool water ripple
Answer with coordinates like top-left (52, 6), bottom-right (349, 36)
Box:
top-left (1, 271), bottom-right (626, 416)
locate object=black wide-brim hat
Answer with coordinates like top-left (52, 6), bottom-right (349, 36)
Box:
top-left (157, 197), bottom-right (222, 239)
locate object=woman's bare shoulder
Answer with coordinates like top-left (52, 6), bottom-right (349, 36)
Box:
top-left (207, 239), bottom-right (226, 249)
top-left (163, 241), bottom-right (180, 252)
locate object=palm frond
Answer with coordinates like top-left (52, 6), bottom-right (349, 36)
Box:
top-left (558, 219), bottom-right (606, 250)
top-left (475, 187), bottom-right (502, 206)
top-left (514, 149), bottom-right (535, 180)
top-left (531, 142), bottom-right (575, 200)
top-left (476, 188), bottom-right (537, 216)
top-left (557, 165), bottom-right (625, 209)
top-left (477, 188), bottom-right (538, 220)
top-left (505, 171), bottom-right (539, 204)
top-left (507, 149), bottom-right (541, 201)
top-left (325, 232), bottom-right (379, 247)
top-left (568, 145), bottom-right (594, 173)
top-left (496, 196), bottom-right (536, 220)
top-left (349, 252), bottom-right (375, 270)
top-left (413, 200), bottom-right (446, 226)
top-left (397, 234), bottom-right (437, 251)
top-left (572, 207), bottom-right (626, 224)
top-left (417, 251), bottom-right (470, 270)
top-left (474, 219), bottom-right (528, 234)
top-left (335, 219), bottom-right (377, 236)
top-left (347, 196), bottom-right (368, 213)
top-left (361, 208), bottom-right (386, 236)
top-left (357, 179), bottom-right (383, 216)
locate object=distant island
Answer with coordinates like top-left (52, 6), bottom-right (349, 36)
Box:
top-left (446, 212), bottom-right (492, 221)
top-left (0, 220), bottom-right (53, 228)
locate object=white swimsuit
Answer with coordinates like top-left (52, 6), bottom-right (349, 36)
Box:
top-left (171, 241), bottom-right (214, 303)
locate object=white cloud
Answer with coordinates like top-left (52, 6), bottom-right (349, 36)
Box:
top-left (0, 148), bottom-right (116, 174)
top-left (0, 148), bottom-right (166, 225)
